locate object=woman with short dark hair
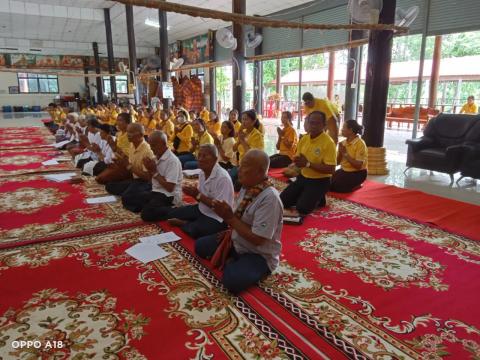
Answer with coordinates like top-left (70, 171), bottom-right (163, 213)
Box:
top-left (270, 111), bottom-right (298, 168)
top-left (330, 119), bottom-right (368, 193)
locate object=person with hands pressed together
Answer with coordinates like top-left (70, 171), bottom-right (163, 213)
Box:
top-left (118, 131), bottom-right (183, 220)
top-left (105, 123), bottom-right (155, 201)
top-left (179, 118), bottom-right (214, 169)
top-left (195, 149), bottom-right (283, 294)
top-left (270, 111), bottom-right (298, 168)
top-left (280, 111), bottom-right (337, 216)
top-left (165, 144), bottom-right (234, 238)
top-left (330, 120), bottom-right (368, 193)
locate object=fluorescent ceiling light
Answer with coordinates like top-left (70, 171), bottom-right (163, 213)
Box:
top-left (145, 19), bottom-right (171, 30)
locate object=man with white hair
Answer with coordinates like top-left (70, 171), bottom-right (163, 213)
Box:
top-left (121, 130), bottom-right (183, 220)
top-left (195, 149), bottom-right (283, 294)
top-left (165, 143), bottom-right (234, 239)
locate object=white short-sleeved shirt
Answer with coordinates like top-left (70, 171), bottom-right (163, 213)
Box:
top-left (152, 149), bottom-right (183, 205)
top-left (87, 131), bottom-right (102, 160)
top-left (99, 139), bottom-right (114, 165)
top-left (232, 186), bottom-right (283, 271)
top-left (198, 163), bottom-right (234, 223)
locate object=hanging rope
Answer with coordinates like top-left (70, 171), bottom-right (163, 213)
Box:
top-left (113, 0), bottom-right (408, 33)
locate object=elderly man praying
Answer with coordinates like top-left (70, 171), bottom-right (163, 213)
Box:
top-left (195, 149), bottom-right (283, 294)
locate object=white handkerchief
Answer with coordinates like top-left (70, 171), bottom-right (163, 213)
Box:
top-left (183, 169), bottom-right (202, 177)
top-left (125, 243), bottom-right (169, 264)
top-left (42, 159), bottom-right (59, 166)
top-left (140, 232), bottom-right (181, 245)
top-left (43, 172), bottom-right (76, 182)
top-left (86, 196), bottom-right (117, 204)
top-left (52, 140), bottom-right (71, 148)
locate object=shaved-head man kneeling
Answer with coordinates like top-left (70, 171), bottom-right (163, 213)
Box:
top-left (195, 149), bottom-right (283, 294)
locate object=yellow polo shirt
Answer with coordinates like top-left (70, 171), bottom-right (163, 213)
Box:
top-left (340, 136), bottom-right (368, 172)
top-left (128, 140), bottom-right (155, 178)
top-left (106, 110), bottom-right (118, 125)
top-left (200, 110), bottom-right (210, 122)
top-left (207, 120), bottom-right (221, 136)
top-left (232, 121), bottom-right (242, 136)
top-left (116, 131), bottom-right (130, 156)
top-left (279, 126), bottom-right (298, 160)
top-left (296, 132), bottom-right (336, 179)
top-left (194, 131), bottom-right (214, 157)
top-left (238, 128), bottom-right (264, 162)
top-left (460, 103), bottom-right (478, 114)
top-left (176, 124), bottom-right (194, 153)
top-left (162, 119), bottom-right (175, 149)
top-left (304, 98), bottom-right (336, 120)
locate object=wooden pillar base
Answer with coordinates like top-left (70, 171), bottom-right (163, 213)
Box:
top-left (367, 147), bottom-right (389, 175)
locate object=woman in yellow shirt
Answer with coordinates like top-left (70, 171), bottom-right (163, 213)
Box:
top-left (182, 118), bottom-right (214, 169)
top-left (173, 111), bottom-right (193, 155)
top-left (330, 120), bottom-right (368, 193)
top-left (156, 110), bottom-right (175, 149)
top-left (229, 109), bottom-right (242, 137)
top-left (229, 110), bottom-right (264, 186)
top-left (206, 110), bottom-right (221, 137)
top-left (214, 121), bottom-right (237, 169)
top-left (270, 111), bottom-right (298, 168)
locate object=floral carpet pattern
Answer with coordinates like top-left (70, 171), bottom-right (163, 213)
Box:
top-left (0, 225), bottom-right (305, 359)
top-left (1, 126), bottom-right (479, 359)
top-left (0, 149), bottom-right (74, 177)
top-left (0, 174), bottom-right (142, 249)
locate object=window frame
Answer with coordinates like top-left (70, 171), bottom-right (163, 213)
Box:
top-left (102, 75), bottom-right (129, 95)
top-left (17, 73), bottom-right (59, 94)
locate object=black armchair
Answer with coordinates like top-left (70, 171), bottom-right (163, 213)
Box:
top-left (405, 113), bottom-right (480, 184)
top-left (458, 120), bottom-right (480, 182)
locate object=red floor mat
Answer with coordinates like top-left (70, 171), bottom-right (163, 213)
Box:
top-left (330, 180), bottom-right (480, 241)
top-left (0, 225), bottom-right (307, 359)
top-left (0, 149), bottom-right (74, 177)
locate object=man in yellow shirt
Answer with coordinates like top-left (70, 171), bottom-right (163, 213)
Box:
top-left (280, 111), bottom-right (337, 215)
top-left (181, 118), bottom-right (214, 169)
top-left (302, 92), bottom-right (339, 143)
top-left (460, 96), bottom-right (478, 115)
top-left (105, 123), bottom-right (155, 203)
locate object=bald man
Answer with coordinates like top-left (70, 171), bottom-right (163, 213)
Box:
top-left (165, 144), bottom-right (234, 239)
top-left (195, 149), bottom-right (283, 294)
top-left (105, 123), bottom-right (155, 201)
top-left (119, 130), bottom-right (183, 219)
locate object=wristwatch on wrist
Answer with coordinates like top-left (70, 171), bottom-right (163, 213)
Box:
top-left (306, 161), bottom-right (311, 168)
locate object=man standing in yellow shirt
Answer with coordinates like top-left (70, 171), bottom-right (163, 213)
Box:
top-left (460, 96), bottom-right (478, 115)
top-left (302, 92), bottom-right (339, 143)
top-left (280, 111), bottom-right (336, 215)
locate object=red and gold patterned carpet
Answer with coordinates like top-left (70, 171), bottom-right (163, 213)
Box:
top-left (1, 126), bottom-right (479, 359)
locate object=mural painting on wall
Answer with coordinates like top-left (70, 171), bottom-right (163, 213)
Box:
top-left (0, 53), bottom-right (128, 71)
top-left (182, 34), bottom-right (210, 65)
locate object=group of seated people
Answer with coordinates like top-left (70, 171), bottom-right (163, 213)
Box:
top-left (45, 92), bottom-right (368, 293)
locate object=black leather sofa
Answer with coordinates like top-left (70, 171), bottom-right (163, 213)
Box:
top-left (458, 119), bottom-right (480, 183)
top-left (405, 113), bottom-right (480, 184)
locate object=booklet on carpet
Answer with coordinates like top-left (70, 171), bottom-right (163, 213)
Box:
top-left (125, 242), bottom-right (169, 264)
top-left (140, 232), bottom-right (181, 245)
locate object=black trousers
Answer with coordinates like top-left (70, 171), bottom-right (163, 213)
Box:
top-left (280, 175), bottom-right (331, 215)
top-left (330, 169), bottom-right (367, 193)
top-left (105, 178), bottom-right (151, 199)
top-left (76, 157), bottom-right (92, 170)
top-left (137, 192), bottom-right (174, 221)
top-left (166, 204), bottom-right (227, 239)
top-left (93, 161), bottom-right (108, 176)
top-left (269, 154), bottom-right (292, 168)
